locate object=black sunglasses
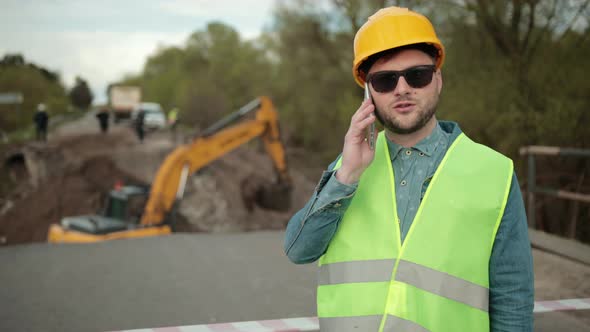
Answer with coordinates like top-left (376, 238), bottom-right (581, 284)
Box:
top-left (367, 65), bottom-right (436, 93)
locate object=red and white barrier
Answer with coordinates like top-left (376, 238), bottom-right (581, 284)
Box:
top-left (115, 298), bottom-right (590, 332)
top-left (533, 297), bottom-right (590, 313)
top-left (116, 317), bottom-right (319, 332)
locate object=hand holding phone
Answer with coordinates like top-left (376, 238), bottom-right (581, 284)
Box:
top-left (364, 82), bottom-right (376, 150)
top-left (336, 83), bottom-right (377, 184)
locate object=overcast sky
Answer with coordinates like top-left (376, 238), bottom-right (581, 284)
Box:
top-left (0, 0), bottom-right (276, 104)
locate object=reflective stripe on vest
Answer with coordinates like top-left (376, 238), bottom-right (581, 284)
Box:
top-left (318, 259), bottom-right (489, 312)
top-left (318, 259), bottom-right (396, 285)
top-left (321, 314), bottom-right (429, 332)
top-left (317, 132), bottom-right (513, 332)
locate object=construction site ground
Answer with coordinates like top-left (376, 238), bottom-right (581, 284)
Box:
top-left (0, 111), bottom-right (589, 331)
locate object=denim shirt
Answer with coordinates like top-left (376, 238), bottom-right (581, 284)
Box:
top-left (388, 122), bottom-right (450, 241)
top-left (284, 121), bottom-right (534, 331)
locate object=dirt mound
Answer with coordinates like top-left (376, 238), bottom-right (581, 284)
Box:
top-left (179, 145), bottom-right (317, 233)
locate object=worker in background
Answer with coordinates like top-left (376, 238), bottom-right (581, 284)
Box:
top-left (284, 6), bottom-right (533, 332)
top-left (135, 108), bottom-right (146, 142)
top-left (167, 106), bottom-right (179, 141)
top-left (96, 107), bottom-right (110, 133)
top-left (33, 103), bottom-right (49, 141)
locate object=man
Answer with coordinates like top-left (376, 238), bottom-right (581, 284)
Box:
top-left (284, 6), bottom-right (533, 332)
top-left (33, 103), bottom-right (49, 141)
top-left (135, 108), bottom-right (146, 142)
top-left (167, 106), bottom-right (179, 141)
top-left (96, 107), bottom-right (110, 133)
top-left (168, 106), bottom-right (178, 129)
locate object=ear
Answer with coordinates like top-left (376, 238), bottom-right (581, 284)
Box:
top-left (435, 69), bottom-right (443, 94)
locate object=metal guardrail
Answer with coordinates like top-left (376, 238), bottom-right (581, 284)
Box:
top-left (519, 146), bottom-right (590, 233)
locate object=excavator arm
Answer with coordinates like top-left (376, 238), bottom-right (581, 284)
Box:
top-left (139, 96), bottom-right (292, 226)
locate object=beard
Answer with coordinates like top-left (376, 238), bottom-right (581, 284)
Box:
top-left (374, 95), bottom-right (438, 135)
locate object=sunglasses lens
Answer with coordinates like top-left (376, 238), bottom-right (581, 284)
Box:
top-left (370, 72), bottom-right (398, 93)
top-left (405, 67), bottom-right (434, 88)
top-left (368, 66), bottom-right (435, 93)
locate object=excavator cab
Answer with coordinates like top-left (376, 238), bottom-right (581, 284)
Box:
top-left (60, 185), bottom-right (149, 235)
top-left (103, 185), bottom-right (149, 222)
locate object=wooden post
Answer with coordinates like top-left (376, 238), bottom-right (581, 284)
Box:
top-left (527, 153), bottom-right (536, 228)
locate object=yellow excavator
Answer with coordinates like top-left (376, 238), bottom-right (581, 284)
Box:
top-left (48, 96), bottom-right (292, 243)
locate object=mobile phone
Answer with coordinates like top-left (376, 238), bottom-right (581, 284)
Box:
top-left (364, 82), bottom-right (375, 150)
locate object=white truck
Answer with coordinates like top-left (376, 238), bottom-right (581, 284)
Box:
top-left (108, 85), bottom-right (141, 122)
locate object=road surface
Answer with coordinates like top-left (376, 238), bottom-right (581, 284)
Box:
top-left (0, 231), bottom-right (588, 332)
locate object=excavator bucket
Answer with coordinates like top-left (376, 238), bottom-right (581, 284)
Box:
top-left (257, 182), bottom-right (292, 212)
top-left (240, 176), bottom-right (292, 212)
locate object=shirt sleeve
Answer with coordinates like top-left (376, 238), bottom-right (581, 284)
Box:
top-left (284, 162), bottom-right (357, 264)
top-left (489, 173), bottom-right (535, 331)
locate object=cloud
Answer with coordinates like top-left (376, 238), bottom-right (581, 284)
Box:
top-left (0, 0), bottom-right (276, 104)
top-left (70, 31), bottom-right (187, 101)
top-left (158, 0), bottom-right (275, 17)
top-left (1, 29), bottom-right (186, 103)
top-left (156, 0), bottom-right (275, 38)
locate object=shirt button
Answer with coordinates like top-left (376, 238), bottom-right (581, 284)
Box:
top-left (419, 152), bottom-right (425, 156)
top-left (405, 150), bottom-right (412, 156)
top-left (401, 180), bottom-right (407, 186)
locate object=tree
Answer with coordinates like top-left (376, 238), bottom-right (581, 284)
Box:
top-left (0, 54), bottom-right (25, 66)
top-left (69, 76), bottom-right (93, 111)
top-left (0, 53), bottom-right (69, 131)
top-left (134, 22), bottom-right (274, 129)
top-left (435, 0), bottom-right (590, 149)
top-left (462, 0), bottom-right (590, 68)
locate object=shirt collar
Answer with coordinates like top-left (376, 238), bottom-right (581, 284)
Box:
top-left (414, 122), bottom-right (445, 156)
top-left (386, 121), bottom-right (445, 160)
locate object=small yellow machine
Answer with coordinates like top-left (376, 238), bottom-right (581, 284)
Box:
top-left (48, 96), bottom-right (292, 243)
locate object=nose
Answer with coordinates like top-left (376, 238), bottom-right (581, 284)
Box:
top-left (394, 76), bottom-right (411, 96)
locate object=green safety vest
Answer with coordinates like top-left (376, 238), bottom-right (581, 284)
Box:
top-left (168, 109), bottom-right (178, 123)
top-left (317, 132), bottom-right (513, 332)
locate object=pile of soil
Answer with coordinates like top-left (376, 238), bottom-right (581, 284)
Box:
top-left (0, 127), bottom-right (323, 245)
top-left (178, 146), bottom-right (317, 233)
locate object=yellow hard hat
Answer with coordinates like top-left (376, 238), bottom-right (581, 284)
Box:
top-left (352, 7), bottom-right (445, 87)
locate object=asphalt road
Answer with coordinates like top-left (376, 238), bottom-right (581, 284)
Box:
top-left (0, 232), bottom-right (588, 332)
